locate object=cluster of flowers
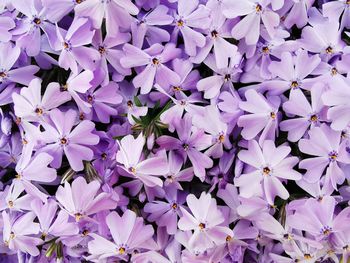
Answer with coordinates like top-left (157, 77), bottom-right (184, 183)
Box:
top-left (1, 0), bottom-right (350, 262)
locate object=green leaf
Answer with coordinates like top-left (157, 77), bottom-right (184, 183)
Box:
top-left (134, 96), bottom-right (142, 107)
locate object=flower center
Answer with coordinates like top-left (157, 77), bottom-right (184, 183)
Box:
top-left (60, 137), bottom-right (68, 145)
top-left (304, 254), bottom-right (312, 259)
top-left (198, 223), bottom-right (206, 230)
top-left (75, 213), bottom-right (83, 222)
top-left (173, 86), bottom-right (182, 92)
top-left (152, 58), bottom-right (160, 65)
top-left (0, 71), bottom-right (7, 78)
top-left (325, 46), bottom-right (334, 54)
top-left (76, 0), bottom-right (83, 3)
top-left (183, 143), bottom-right (189, 151)
top-left (127, 100), bottom-right (133, 107)
top-left (118, 247), bottom-right (126, 254)
top-left (322, 226), bottom-right (332, 235)
top-left (33, 17), bottom-right (41, 25)
top-left (211, 30), bottom-right (219, 38)
top-left (177, 19), bottom-right (184, 27)
top-left (255, 4), bottom-right (262, 12)
top-left (310, 114), bottom-right (318, 122)
top-left (82, 229), bottom-right (89, 236)
top-left (224, 74), bottom-right (231, 81)
top-left (63, 42), bottom-right (71, 50)
top-left (226, 235), bottom-right (232, 242)
top-left (218, 134), bottom-right (225, 143)
top-left (35, 107), bottom-right (43, 115)
top-left (270, 112), bottom-right (276, 119)
top-left (98, 46), bottom-right (106, 54)
top-left (331, 67), bottom-right (337, 75)
top-left (263, 166), bottom-right (271, 175)
top-left (172, 203), bottom-right (178, 210)
top-left (262, 46), bottom-right (269, 54)
top-left (101, 153), bottom-right (107, 160)
top-left (129, 167), bottom-right (136, 174)
top-left (8, 201), bottom-right (13, 208)
top-left (87, 95), bottom-right (94, 104)
top-left (328, 151), bottom-right (338, 161)
top-left (290, 81), bottom-right (299, 89)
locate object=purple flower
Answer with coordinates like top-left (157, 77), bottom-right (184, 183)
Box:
top-left (196, 53), bottom-right (242, 99)
top-left (131, 5), bottom-right (173, 48)
top-left (322, 78), bottom-right (350, 131)
top-left (222, 0), bottom-right (280, 45)
top-left (300, 20), bottom-right (344, 58)
top-left (31, 199), bottom-right (79, 240)
top-left (87, 209), bottom-right (157, 261)
top-left (299, 124), bottom-right (350, 190)
top-left (0, 42), bottom-right (39, 86)
top-left (12, 78), bottom-right (70, 123)
top-left (15, 150), bottom-right (56, 202)
top-left (2, 211), bottom-right (42, 256)
top-left (144, 188), bottom-right (185, 234)
top-left (163, 150), bottom-right (194, 190)
top-left (54, 18), bottom-right (99, 74)
top-left (40, 109), bottom-right (100, 171)
top-left (75, 0), bottom-right (139, 34)
top-left (178, 192), bottom-right (232, 251)
top-left (12, 0), bottom-right (57, 56)
top-left (56, 176), bottom-right (117, 222)
top-left (157, 114), bottom-right (213, 181)
top-left (92, 30), bottom-right (131, 85)
top-left (266, 49), bottom-right (321, 95)
top-left (193, 105), bottom-right (230, 158)
top-left (0, 15), bottom-right (15, 42)
top-left (235, 140), bottom-right (301, 204)
top-left (0, 182), bottom-right (34, 212)
top-left (84, 79), bottom-right (123, 123)
top-left (280, 84), bottom-right (327, 142)
top-left (116, 133), bottom-right (169, 187)
top-left (288, 196), bottom-right (350, 240)
top-left (238, 89), bottom-right (281, 146)
top-left (120, 43), bottom-right (181, 94)
top-left (172, 0), bottom-right (211, 56)
top-left (62, 70), bottom-right (94, 114)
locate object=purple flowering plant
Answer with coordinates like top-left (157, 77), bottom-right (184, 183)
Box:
top-left (1, 0), bottom-right (350, 262)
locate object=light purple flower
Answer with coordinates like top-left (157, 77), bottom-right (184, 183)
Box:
top-left (14, 149), bottom-right (56, 202)
top-left (157, 114), bottom-right (213, 181)
top-left (144, 188), bottom-right (185, 234)
top-left (54, 18), bottom-right (99, 74)
top-left (87, 209), bottom-right (157, 261)
top-left (12, 78), bottom-right (70, 123)
top-left (75, 0), bottom-right (139, 34)
top-left (0, 15), bottom-right (15, 42)
top-left (280, 84), bottom-right (327, 142)
top-left (299, 124), bottom-right (350, 190)
top-left (321, 77), bottom-right (350, 131)
top-left (0, 42), bottom-right (39, 86)
top-left (172, 0), bottom-right (211, 56)
top-left (222, 0), bottom-right (280, 45)
top-left (178, 192), bottom-right (232, 251)
top-left (31, 199), bottom-right (79, 240)
top-left (56, 176), bottom-right (117, 223)
top-left (238, 89), bottom-right (280, 146)
top-left (235, 140), bottom-right (302, 204)
top-left (265, 49), bottom-right (321, 95)
top-left (40, 109), bottom-right (100, 171)
top-left (120, 43), bottom-right (181, 94)
top-left (2, 211), bottom-right (41, 256)
top-left (288, 196), bottom-right (350, 240)
top-left (116, 133), bottom-right (169, 187)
